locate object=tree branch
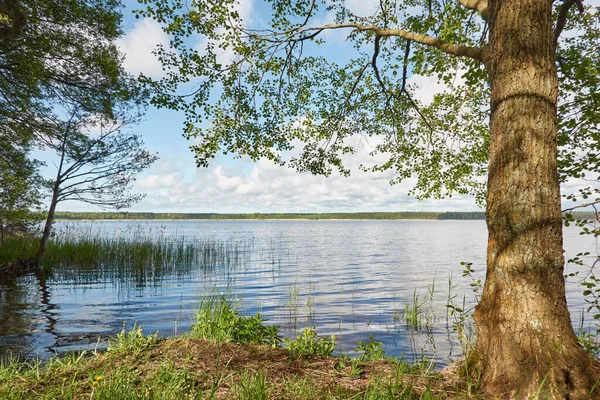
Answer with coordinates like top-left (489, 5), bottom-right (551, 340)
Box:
top-left (562, 199), bottom-right (600, 213)
top-left (457, 0), bottom-right (489, 21)
top-left (298, 23), bottom-right (483, 61)
top-left (555, 0), bottom-right (585, 44)
top-left (371, 38), bottom-right (434, 131)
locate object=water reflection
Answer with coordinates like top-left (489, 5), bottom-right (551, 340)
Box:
top-left (0, 220), bottom-right (596, 366)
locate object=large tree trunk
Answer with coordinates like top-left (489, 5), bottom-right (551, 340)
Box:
top-left (473, 0), bottom-right (599, 398)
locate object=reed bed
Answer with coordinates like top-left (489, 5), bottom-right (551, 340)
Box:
top-left (0, 233), bottom-right (253, 281)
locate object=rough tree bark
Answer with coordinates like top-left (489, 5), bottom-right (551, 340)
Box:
top-left (473, 0), bottom-right (599, 398)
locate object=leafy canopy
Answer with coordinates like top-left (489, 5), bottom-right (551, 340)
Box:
top-left (136, 0), bottom-right (598, 206)
top-left (0, 0), bottom-right (154, 236)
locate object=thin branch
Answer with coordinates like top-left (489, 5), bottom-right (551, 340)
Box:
top-left (562, 200), bottom-right (600, 213)
top-left (371, 37), bottom-right (434, 131)
top-left (457, 0), bottom-right (489, 21)
top-left (379, 0), bottom-right (389, 28)
top-left (300, 0), bottom-right (317, 28)
top-left (555, 0), bottom-right (585, 44)
top-left (297, 23), bottom-right (483, 60)
top-left (371, 36), bottom-right (386, 89)
top-left (400, 40), bottom-right (411, 92)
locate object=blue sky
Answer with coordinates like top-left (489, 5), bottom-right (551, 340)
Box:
top-left (47, 0), bottom-right (593, 213)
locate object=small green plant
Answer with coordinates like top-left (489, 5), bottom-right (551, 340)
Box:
top-left (107, 322), bottom-right (161, 355)
top-left (191, 294), bottom-right (281, 347)
top-left (404, 290), bottom-right (425, 331)
top-left (0, 355), bottom-right (26, 383)
top-left (46, 351), bottom-right (88, 374)
top-left (446, 261), bottom-right (481, 366)
top-left (355, 335), bottom-right (385, 361)
top-left (577, 330), bottom-right (600, 358)
top-left (333, 358), bottom-right (364, 377)
top-left (361, 371), bottom-right (420, 400)
top-left (284, 328), bottom-right (336, 358)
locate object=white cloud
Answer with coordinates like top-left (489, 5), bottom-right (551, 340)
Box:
top-left (128, 139), bottom-right (479, 213)
top-left (234, 0), bottom-right (254, 24)
top-left (117, 18), bottom-right (170, 78)
top-left (345, 0), bottom-right (379, 16)
top-left (407, 69), bottom-right (467, 106)
top-left (136, 173), bottom-right (180, 190)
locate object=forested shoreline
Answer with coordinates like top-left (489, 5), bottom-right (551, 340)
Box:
top-left (52, 211), bottom-right (484, 220)
top-left (50, 211), bottom-right (596, 221)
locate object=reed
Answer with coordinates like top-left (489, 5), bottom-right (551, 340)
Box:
top-left (0, 234), bottom-right (252, 282)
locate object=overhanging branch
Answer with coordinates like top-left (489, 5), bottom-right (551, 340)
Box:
top-left (457, 0), bottom-right (489, 21)
top-left (297, 23), bottom-right (483, 61)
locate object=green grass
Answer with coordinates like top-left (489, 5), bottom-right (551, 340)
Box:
top-left (231, 370), bottom-right (271, 400)
top-left (0, 255), bottom-right (476, 398)
top-left (284, 328), bottom-right (336, 359)
top-left (405, 290), bottom-right (427, 331)
top-left (190, 294), bottom-right (281, 347)
top-left (355, 335), bottom-right (386, 361)
top-left (0, 301), bottom-right (472, 399)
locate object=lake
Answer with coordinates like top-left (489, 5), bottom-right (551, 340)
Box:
top-left (0, 219), bottom-right (597, 367)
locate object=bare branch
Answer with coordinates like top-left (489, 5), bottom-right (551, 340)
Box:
top-left (457, 0), bottom-right (489, 21)
top-left (555, 0), bottom-right (585, 44)
top-left (298, 23), bottom-right (483, 60)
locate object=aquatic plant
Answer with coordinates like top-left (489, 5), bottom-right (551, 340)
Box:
top-left (190, 294), bottom-right (281, 347)
top-left (284, 328), bottom-right (336, 359)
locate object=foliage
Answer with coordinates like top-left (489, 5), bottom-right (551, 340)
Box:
top-left (404, 291), bottom-right (427, 331)
top-left (446, 262), bottom-right (481, 370)
top-left (333, 357), bottom-right (364, 378)
top-left (355, 335), bottom-right (386, 361)
top-left (231, 370), bottom-right (271, 400)
top-left (577, 331), bottom-right (600, 359)
top-left (0, 0), bottom-right (154, 267)
top-left (134, 0), bottom-right (598, 207)
top-left (0, 234), bottom-right (252, 286)
top-left (0, 136), bottom-right (43, 242)
top-left (0, 333), bottom-right (458, 399)
top-left (107, 322), bottom-right (162, 356)
top-left (0, 0), bottom-right (126, 138)
top-left (563, 192), bottom-right (600, 329)
top-left (284, 328), bottom-right (336, 359)
top-left (191, 295), bottom-right (281, 347)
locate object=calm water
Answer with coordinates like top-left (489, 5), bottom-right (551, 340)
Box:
top-left (0, 220), bottom-right (597, 367)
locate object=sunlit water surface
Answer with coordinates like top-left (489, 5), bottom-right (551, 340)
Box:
top-left (0, 220), bottom-right (597, 367)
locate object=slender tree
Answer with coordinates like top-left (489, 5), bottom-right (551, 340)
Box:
top-left (0, 0), bottom-right (157, 263)
top-left (137, 0), bottom-right (600, 397)
top-left (34, 106), bottom-right (157, 264)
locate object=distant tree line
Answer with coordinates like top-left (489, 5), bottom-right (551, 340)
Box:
top-left (50, 211), bottom-right (598, 221)
top-left (51, 211), bottom-right (485, 220)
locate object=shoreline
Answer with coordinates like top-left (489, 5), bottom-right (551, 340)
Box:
top-left (51, 211), bottom-right (487, 221)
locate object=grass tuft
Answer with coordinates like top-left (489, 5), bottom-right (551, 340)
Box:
top-left (284, 328), bottom-right (336, 359)
top-left (190, 294), bottom-right (281, 347)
